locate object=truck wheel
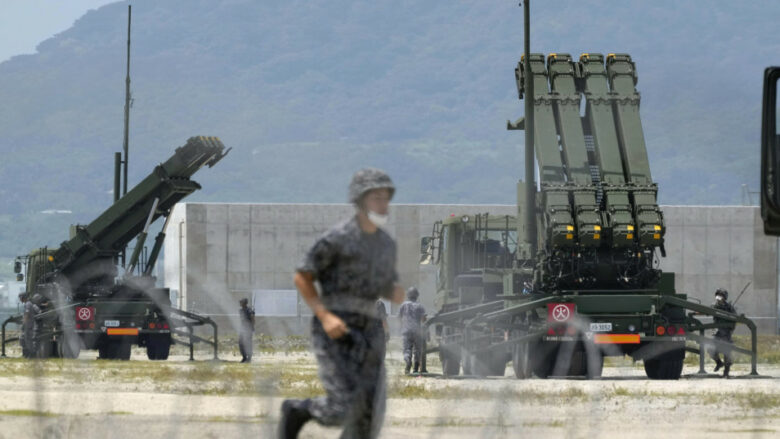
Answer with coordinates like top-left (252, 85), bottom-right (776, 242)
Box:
top-left (513, 342), bottom-right (531, 379)
top-left (644, 349), bottom-right (684, 380)
top-left (37, 340), bottom-right (55, 359)
top-left (146, 338), bottom-right (158, 360)
top-left (98, 343), bottom-right (111, 359)
top-left (59, 337), bottom-right (81, 359)
top-left (116, 339), bottom-right (132, 360)
top-left (461, 348), bottom-right (473, 375)
top-left (440, 349), bottom-right (461, 376)
top-left (146, 334), bottom-right (171, 361)
top-left (101, 339), bottom-right (132, 360)
top-left (531, 342), bottom-right (556, 379)
top-left (489, 353), bottom-right (508, 377)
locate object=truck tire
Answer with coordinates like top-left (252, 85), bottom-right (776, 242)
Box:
top-left (115, 339), bottom-right (132, 360)
top-left (531, 342), bottom-right (557, 378)
top-left (37, 340), bottom-right (55, 359)
top-left (146, 334), bottom-right (171, 360)
top-left (569, 350), bottom-right (603, 379)
top-left (463, 351), bottom-right (506, 377)
top-left (58, 337), bottom-right (81, 359)
top-left (461, 348), bottom-right (473, 375)
top-left (513, 342), bottom-right (532, 379)
top-left (100, 339), bottom-right (132, 360)
top-left (440, 349), bottom-right (461, 376)
top-left (644, 349), bottom-right (684, 380)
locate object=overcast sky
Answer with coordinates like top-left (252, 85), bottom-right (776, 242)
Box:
top-left (0, 0), bottom-right (118, 63)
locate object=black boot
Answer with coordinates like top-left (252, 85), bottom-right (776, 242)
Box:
top-left (723, 363), bottom-right (731, 378)
top-left (404, 361), bottom-right (411, 375)
top-left (713, 359), bottom-right (723, 373)
top-left (278, 400), bottom-right (311, 439)
top-left (413, 362), bottom-right (419, 374)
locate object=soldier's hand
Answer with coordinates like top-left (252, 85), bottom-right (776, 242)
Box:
top-left (321, 312), bottom-right (348, 339)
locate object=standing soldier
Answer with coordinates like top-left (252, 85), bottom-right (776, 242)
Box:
top-left (19, 292), bottom-right (34, 358)
top-left (29, 294), bottom-right (46, 358)
top-left (278, 168), bottom-right (405, 439)
top-left (398, 287), bottom-right (426, 375)
top-left (239, 298), bottom-right (255, 363)
top-left (710, 288), bottom-right (736, 377)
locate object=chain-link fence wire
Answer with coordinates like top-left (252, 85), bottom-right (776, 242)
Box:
top-left (4, 279), bottom-right (777, 439)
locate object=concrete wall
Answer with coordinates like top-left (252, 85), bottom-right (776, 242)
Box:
top-left (164, 203), bottom-right (778, 335)
top-left (658, 206), bottom-right (778, 334)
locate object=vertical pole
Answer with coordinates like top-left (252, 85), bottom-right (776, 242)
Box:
top-left (698, 329), bottom-right (706, 374)
top-left (213, 320), bottom-right (219, 360)
top-left (122, 5), bottom-right (131, 197)
top-left (113, 152), bottom-right (121, 204)
top-left (189, 324), bottom-right (194, 361)
top-left (523, 0), bottom-right (537, 255)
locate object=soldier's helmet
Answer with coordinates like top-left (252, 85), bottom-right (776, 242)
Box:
top-left (406, 287), bottom-right (419, 300)
top-left (348, 168), bottom-right (395, 205)
top-left (715, 288), bottom-right (728, 300)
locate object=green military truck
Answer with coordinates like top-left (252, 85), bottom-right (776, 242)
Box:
top-left (4, 136), bottom-right (227, 360)
top-left (422, 3), bottom-right (759, 380)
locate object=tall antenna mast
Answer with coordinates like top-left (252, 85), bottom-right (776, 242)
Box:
top-left (523, 0), bottom-right (536, 255)
top-left (122, 4), bottom-right (132, 196)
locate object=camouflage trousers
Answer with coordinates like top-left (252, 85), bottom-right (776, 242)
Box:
top-left (402, 331), bottom-right (423, 369)
top-left (295, 316), bottom-right (386, 439)
top-left (238, 330), bottom-right (253, 361)
top-left (21, 326), bottom-right (35, 358)
top-left (709, 331), bottom-right (734, 365)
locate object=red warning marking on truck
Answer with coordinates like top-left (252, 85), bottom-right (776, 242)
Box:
top-left (76, 307), bottom-right (95, 321)
top-left (548, 303), bottom-right (575, 322)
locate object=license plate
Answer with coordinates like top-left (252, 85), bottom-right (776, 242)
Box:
top-left (104, 320), bottom-right (120, 327)
top-left (589, 322), bottom-right (612, 332)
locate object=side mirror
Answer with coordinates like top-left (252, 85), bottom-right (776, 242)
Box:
top-left (16, 274), bottom-right (24, 282)
top-left (13, 261), bottom-right (21, 274)
top-left (761, 67), bottom-right (780, 235)
top-left (419, 237), bottom-right (432, 264)
top-left (420, 237), bottom-right (431, 255)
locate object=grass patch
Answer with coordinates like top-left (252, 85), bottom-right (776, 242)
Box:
top-left (0, 409), bottom-right (58, 417)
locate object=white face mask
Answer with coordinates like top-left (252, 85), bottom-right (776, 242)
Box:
top-left (367, 210), bottom-right (389, 227)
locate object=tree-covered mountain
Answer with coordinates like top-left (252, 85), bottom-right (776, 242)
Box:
top-left (0, 0), bottom-right (777, 261)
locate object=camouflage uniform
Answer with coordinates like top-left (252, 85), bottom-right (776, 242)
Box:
top-left (398, 299), bottom-right (426, 373)
top-left (239, 303), bottom-right (255, 362)
top-left (709, 295), bottom-right (736, 373)
top-left (22, 300), bottom-right (40, 358)
top-left (291, 215), bottom-right (398, 438)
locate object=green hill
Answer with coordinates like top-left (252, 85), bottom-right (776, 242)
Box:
top-left (0, 0), bottom-right (777, 262)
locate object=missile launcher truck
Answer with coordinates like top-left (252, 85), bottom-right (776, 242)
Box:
top-left (2, 136), bottom-right (228, 360)
top-left (421, 4), bottom-right (759, 380)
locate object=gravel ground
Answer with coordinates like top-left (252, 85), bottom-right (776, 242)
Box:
top-left (0, 348), bottom-right (778, 439)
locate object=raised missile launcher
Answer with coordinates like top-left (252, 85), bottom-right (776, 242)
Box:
top-left (3, 136), bottom-right (228, 360)
top-left (422, 30), bottom-right (759, 379)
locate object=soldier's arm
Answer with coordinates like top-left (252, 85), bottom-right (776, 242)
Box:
top-left (294, 271), bottom-right (347, 339)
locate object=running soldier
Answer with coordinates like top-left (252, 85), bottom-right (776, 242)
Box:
top-left (278, 168), bottom-right (405, 439)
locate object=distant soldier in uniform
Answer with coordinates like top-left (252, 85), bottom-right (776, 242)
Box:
top-left (19, 292), bottom-right (35, 358)
top-left (278, 168), bottom-right (405, 439)
top-left (398, 287), bottom-right (426, 374)
top-left (709, 288), bottom-right (736, 377)
top-left (29, 294), bottom-right (46, 358)
top-left (239, 298), bottom-right (255, 363)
